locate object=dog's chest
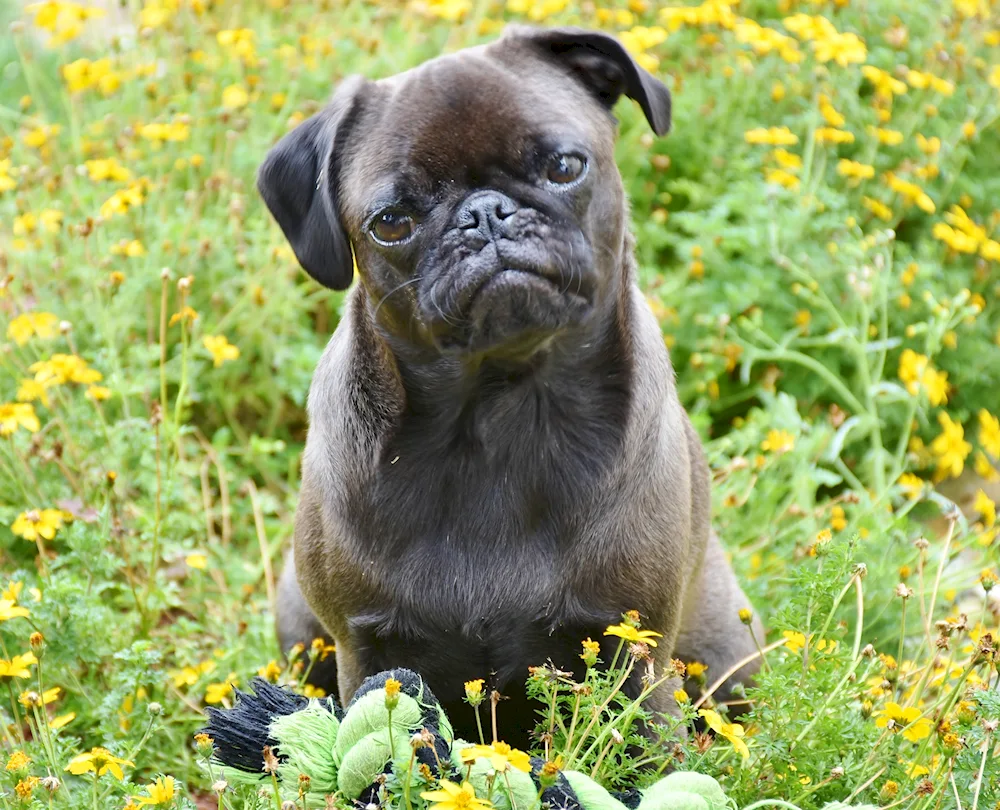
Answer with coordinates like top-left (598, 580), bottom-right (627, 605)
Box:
top-left (336, 362), bottom-right (635, 687)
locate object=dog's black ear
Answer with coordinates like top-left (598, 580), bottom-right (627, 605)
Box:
top-left (257, 78), bottom-right (363, 290)
top-left (506, 26), bottom-right (671, 136)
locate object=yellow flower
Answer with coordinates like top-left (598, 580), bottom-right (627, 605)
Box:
top-left (86, 385), bottom-right (111, 401)
top-left (422, 780), bottom-right (493, 810)
top-left (14, 212), bottom-right (38, 236)
top-left (138, 0), bottom-right (177, 28)
top-left (580, 638), bottom-right (601, 663)
top-left (0, 159), bottom-right (18, 193)
top-left (916, 134), bottom-right (940, 155)
top-left (7, 311), bottom-right (59, 345)
top-left (898, 350), bottom-right (928, 392)
top-left (744, 126), bottom-right (798, 146)
top-left (134, 776), bottom-right (176, 806)
top-left (17, 378), bottom-right (51, 408)
top-left (698, 709), bottom-right (750, 759)
top-left (62, 58), bottom-right (121, 95)
top-left (733, 20), bottom-right (801, 62)
top-left (837, 159), bottom-right (874, 183)
top-left (171, 660), bottom-right (216, 689)
top-left (11, 509), bottom-right (65, 542)
top-left (0, 600), bottom-right (30, 623)
top-left (0, 401), bottom-right (41, 437)
top-left (979, 410), bottom-right (1000, 457)
top-left (25, 0), bottom-right (104, 45)
top-left (931, 412), bottom-right (971, 480)
top-left (874, 702), bottom-right (931, 742)
top-left (981, 239), bottom-right (1000, 261)
top-left (975, 490), bottom-right (996, 529)
top-left (0, 652), bottom-right (38, 681)
top-left (933, 223), bottom-right (979, 253)
top-left (814, 31), bottom-right (866, 66)
top-left (604, 622), bottom-right (663, 647)
top-left (14, 776), bottom-right (39, 798)
top-left (921, 367), bottom-right (949, 406)
top-left (186, 552), bottom-right (208, 570)
top-left (760, 429), bottom-right (794, 453)
top-left (85, 157), bottom-right (132, 182)
top-left (170, 306), bottom-right (199, 327)
top-left (411, 0), bottom-right (473, 21)
top-left (204, 675), bottom-right (238, 704)
top-left (217, 28), bottom-right (257, 62)
top-left (673, 689), bottom-right (690, 704)
top-left (870, 126), bottom-right (904, 145)
top-left (862, 196), bottom-right (893, 221)
top-left (783, 630), bottom-right (806, 652)
top-left (138, 121), bottom-right (190, 143)
top-left (907, 70), bottom-right (954, 96)
top-left (257, 660), bottom-right (282, 682)
top-left (29, 354), bottom-right (102, 386)
top-left (819, 95), bottom-right (844, 127)
top-left (6, 751), bottom-right (30, 771)
top-left (830, 505), bottom-right (847, 531)
top-left (202, 335), bottom-right (239, 367)
top-left (764, 168), bottom-right (800, 190)
top-left (464, 678), bottom-right (485, 702)
top-left (897, 349), bottom-right (948, 404)
top-left (505, 0), bottom-right (570, 23)
top-left (18, 687), bottom-right (59, 706)
top-left (49, 712), bottom-right (75, 729)
top-left (310, 637), bottom-right (336, 661)
top-left (861, 65), bottom-right (907, 99)
top-left (460, 741), bottom-right (531, 773)
top-left (974, 452), bottom-right (999, 483)
top-left (221, 84), bottom-right (250, 110)
top-left (39, 209), bottom-right (62, 233)
top-left (2, 582), bottom-right (23, 603)
top-left (771, 149), bottom-right (802, 171)
top-left (686, 661), bottom-right (707, 677)
top-left (65, 747), bottom-right (134, 780)
top-left (884, 172), bottom-right (935, 213)
top-left (21, 123), bottom-right (61, 148)
top-left (814, 127), bottom-right (855, 145)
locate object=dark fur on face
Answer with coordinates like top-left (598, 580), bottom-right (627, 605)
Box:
top-left (260, 26), bottom-right (669, 359)
top-left (262, 26), bottom-right (760, 750)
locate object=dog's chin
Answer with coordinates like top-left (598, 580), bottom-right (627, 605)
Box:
top-left (445, 269), bottom-right (594, 359)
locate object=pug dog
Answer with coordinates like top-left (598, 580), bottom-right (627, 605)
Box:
top-left (264, 25), bottom-right (762, 748)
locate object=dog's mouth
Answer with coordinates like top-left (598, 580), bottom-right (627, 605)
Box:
top-left (467, 266), bottom-right (593, 311)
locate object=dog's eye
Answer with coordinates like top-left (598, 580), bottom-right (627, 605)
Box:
top-left (370, 211), bottom-right (415, 245)
top-left (546, 154), bottom-right (587, 185)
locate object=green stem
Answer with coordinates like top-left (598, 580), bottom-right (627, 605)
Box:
top-left (895, 598), bottom-right (907, 698)
top-left (742, 346), bottom-right (868, 417)
top-left (474, 704), bottom-right (485, 746)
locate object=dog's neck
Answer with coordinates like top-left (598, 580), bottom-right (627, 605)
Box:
top-left (352, 249), bottom-right (637, 456)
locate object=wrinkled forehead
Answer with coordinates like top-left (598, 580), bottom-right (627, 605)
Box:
top-left (339, 49), bottom-right (614, 221)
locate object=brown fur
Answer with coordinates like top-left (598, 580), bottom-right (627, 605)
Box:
top-left (263, 26), bottom-right (761, 747)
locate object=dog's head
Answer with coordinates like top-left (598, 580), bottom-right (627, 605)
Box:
top-left (258, 27), bottom-right (670, 358)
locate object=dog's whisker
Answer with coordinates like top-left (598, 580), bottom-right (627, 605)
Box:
top-left (373, 276), bottom-right (423, 319)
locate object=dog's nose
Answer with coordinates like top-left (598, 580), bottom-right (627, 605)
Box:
top-left (456, 191), bottom-right (518, 234)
